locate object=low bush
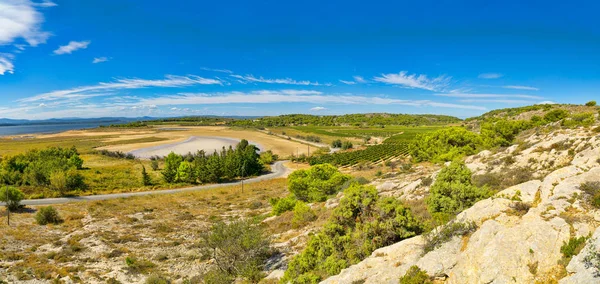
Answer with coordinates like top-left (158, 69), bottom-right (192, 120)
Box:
top-left (472, 167), bottom-right (534, 191)
top-left (35, 206), bottom-right (63, 225)
top-left (291, 201), bottom-right (317, 228)
top-left (423, 221), bottom-right (477, 253)
top-left (287, 164), bottom-right (350, 202)
top-left (585, 100), bottom-right (597, 107)
top-left (125, 256), bottom-right (156, 274)
top-left (281, 184), bottom-right (422, 283)
top-left (508, 201), bottom-right (531, 217)
top-left (580, 181), bottom-right (600, 208)
top-left (420, 176), bottom-right (433, 187)
top-left (561, 236), bottom-right (588, 260)
top-left (0, 186), bottom-right (24, 211)
top-left (270, 195), bottom-right (297, 215)
top-left (199, 219), bottom-right (271, 283)
top-left (145, 274), bottom-right (171, 284)
top-left (583, 241), bottom-right (600, 277)
top-left (399, 265), bottom-right (432, 284)
top-left (427, 161), bottom-right (491, 215)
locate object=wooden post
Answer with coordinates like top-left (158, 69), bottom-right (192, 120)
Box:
top-left (5, 186), bottom-right (9, 226)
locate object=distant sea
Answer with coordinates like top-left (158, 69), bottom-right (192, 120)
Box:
top-left (0, 122), bottom-right (112, 137)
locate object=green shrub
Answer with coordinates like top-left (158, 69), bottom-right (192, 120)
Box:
top-left (331, 139), bottom-right (342, 148)
top-left (420, 176), bottom-right (433, 187)
top-left (287, 164), bottom-right (350, 202)
top-left (580, 181), bottom-right (600, 208)
top-left (585, 100), bottom-right (597, 107)
top-left (270, 195), bottom-right (297, 215)
top-left (423, 221), bottom-right (477, 253)
top-left (35, 206), bottom-right (63, 225)
top-left (562, 112), bottom-right (596, 128)
top-left (410, 127), bottom-right (481, 163)
top-left (480, 119), bottom-right (531, 147)
top-left (472, 167), bottom-right (534, 191)
top-left (142, 166), bottom-right (152, 186)
top-left (561, 236), bottom-right (588, 260)
top-left (145, 274), bottom-right (171, 284)
top-left (292, 201), bottom-right (317, 228)
top-left (151, 159), bottom-right (159, 171)
top-left (399, 265), bottom-right (432, 284)
top-left (427, 161), bottom-right (492, 215)
top-left (199, 219), bottom-right (270, 283)
top-left (341, 141), bottom-right (353, 150)
top-left (282, 184), bottom-right (422, 283)
top-left (0, 186), bottom-right (24, 211)
top-left (544, 109), bottom-right (569, 123)
top-left (125, 256), bottom-right (156, 273)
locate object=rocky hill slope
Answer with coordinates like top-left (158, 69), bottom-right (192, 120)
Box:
top-left (323, 127), bottom-right (600, 283)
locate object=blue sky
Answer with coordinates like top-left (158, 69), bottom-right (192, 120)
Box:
top-left (1, 0), bottom-right (599, 119)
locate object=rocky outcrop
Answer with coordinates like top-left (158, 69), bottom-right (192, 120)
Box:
top-left (322, 129), bottom-right (600, 284)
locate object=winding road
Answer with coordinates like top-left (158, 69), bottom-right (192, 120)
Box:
top-left (6, 161), bottom-right (291, 206)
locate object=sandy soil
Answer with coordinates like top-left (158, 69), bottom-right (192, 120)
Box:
top-left (129, 136), bottom-right (249, 158)
top-left (37, 126), bottom-right (312, 157)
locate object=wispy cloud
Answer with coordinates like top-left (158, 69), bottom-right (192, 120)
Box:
top-left (53, 40), bottom-right (91, 55)
top-left (92, 57), bottom-right (109, 64)
top-left (458, 99), bottom-right (533, 104)
top-left (340, 75), bottom-right (367, 85)
top-left (34, 1), bottom-right (58, 7)
top-left (478, 73), bottom-right (503, 79)
top-left (353, 76), bottom-right (366, 83)
top-left (0, 54), bottom-right (15, 75)
top-left (230, 74), bottom-right (331, 86)
top-left (137, 90), bottom-right (485, 110)
top-left (373, 71), bottom-right (451, 91)
top-left (200, 67), bottom-right (233, 74)
top-left (339, 80), bottom-right (356, 85)
top-left (19, 75), bottom-right (223, 103)
top-left (502, 85), bottom-right (539, 91)
top-left (435, 93), bottom-right (544, 100)
top-left (310, 106), bottom-right (327, 111)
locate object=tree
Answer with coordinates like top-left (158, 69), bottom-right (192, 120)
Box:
top-left (586, 100), bottom-right (597, 107)
top-left (341, 141), bottom-right (353, 150)
top-left (331, 139), bottom-right (342, 148)
top-left (162, 152), bottom-right (182, 183)
top-left (176, 161), bottom-right (195, 183)
top-left (0, 186), bottom-right (24, 211)
top-left (200, 219), bottom-right (271, 282)
top-left (150, 159), bottom-right (159, 171)
top-left (426, 161), bottom-right (491, 215)
top-left (287, 164), bottom-right (351, 202)
top-left (142, 166), bottom-right (152, 186)
top-left (410, 127), bottom-right (481, 163)
top-left (68, 154), bottom-right (84, 170)
top-left (49, 170), bottom-right (68, 193)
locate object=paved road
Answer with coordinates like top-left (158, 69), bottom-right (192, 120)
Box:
top-left (4, 161), bottom-right (290, 206)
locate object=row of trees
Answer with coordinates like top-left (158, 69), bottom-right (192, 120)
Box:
top-left (161, 139), bottom-right (263, 184)
top-left (228, 113), bottom-right (461, 127)
top-left (0, 146), bottom-right (86, 193)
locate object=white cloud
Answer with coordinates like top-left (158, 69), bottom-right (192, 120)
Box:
top-left (502, 85), bottom-right (539, 91)
top-left (310, 106), bottom-right (327, 111)
top-left (435, 93), bottom-right (543, 100)
top-left (0, 54), bottom-right (15, 75)
top-left (137, 90), bottom-right (486, 110)
top-left (34, 1), bottom-right (57, 7)
top-left (200, 67), bottom-right (233, 74)
top-left (92, 57), bottom-right (109, 64)
top-left (230, 74), bottom-right (331, 86)
top-left (339, 80), bottom-right (356, 85)
top-left (478, 73), bottom-right (503, 79)
top-left (537, 101), bottom-right (556, 105)
top-left (458, 99), bottom-right (532, 104)
top-left (19, 75), bottom-right (223, 103)
top-left (38, 103), bottom-right (46, 107)
top-left (373, 71), bottom-right (451, 91)
top-left (53, 40), bottom-right (91, 55)
top-left (0, 0), bottom-right (52, 46)
top-left (353, 76), bottom-right (366, 83)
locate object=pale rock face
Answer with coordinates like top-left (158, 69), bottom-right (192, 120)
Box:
top-left (320, 127), bottom-right (600, 284)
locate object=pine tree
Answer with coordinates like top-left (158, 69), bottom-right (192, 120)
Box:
top-left (142, 166), bottom-right (152, 186)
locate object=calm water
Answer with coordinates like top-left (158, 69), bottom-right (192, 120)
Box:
top-left (0, 122), bottom-right (111, 137)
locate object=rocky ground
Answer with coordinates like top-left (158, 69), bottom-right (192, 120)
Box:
top-left (321, 127), bottom-right (600, 283)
